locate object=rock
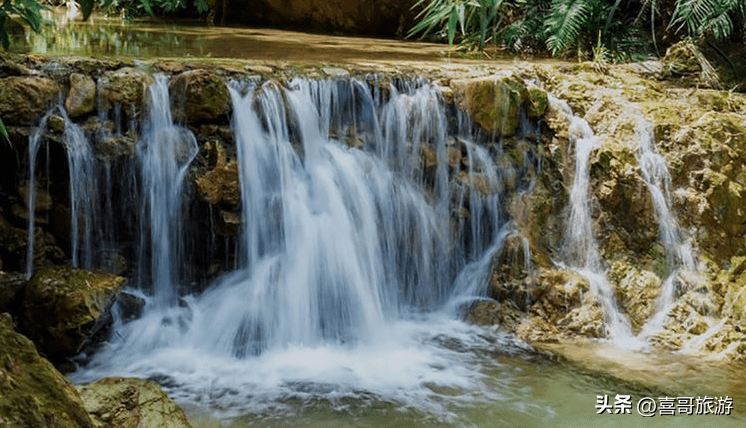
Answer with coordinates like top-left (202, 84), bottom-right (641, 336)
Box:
top-left (22, 265), bottom-right (126, 362)
top-left (450, 74), bottom-right (530, 137)
top-left (527, 87), bottom-right (548, 119)
top-left (195, 140), bottom-right (240, 206)
top-left (169, 70), bottom-right (230, 125)
top-left (18, 181), bottom-right (53, 213)
top-left (100, 68), bottom-right (153, 119)
top-left (76, 377), bottom-right (193, 428)
top-left (0, 76), bottom-right (58, 126)
top-left (0, 271), bottom-right (26, 317)
top-left (65, 74), bottom-right (96, 118)
top-left (96, 134), bottom-right (136, 160)
top-left (322, 67), bottom-right (350, 78)
top-left (0, 313), bottom-right (94, 428)
top-left (216, 209), bottom-right (241, 237)
top-left (114, 292), bottom-right (145, 323)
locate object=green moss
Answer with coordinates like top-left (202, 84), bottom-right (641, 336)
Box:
top-left (527, 87), bottom-right (549, 118)
top-left (0, 313), bottom-right (94, 428)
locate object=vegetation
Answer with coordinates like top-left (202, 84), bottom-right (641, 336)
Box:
top-left (409, 0), bottom-right (746, 59)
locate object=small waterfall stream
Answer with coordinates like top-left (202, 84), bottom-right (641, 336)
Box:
top-left (550, 96), bottom-right (638, 346)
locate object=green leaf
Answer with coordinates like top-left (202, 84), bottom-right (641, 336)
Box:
top-left (0, 115), bottom-right (10, 146)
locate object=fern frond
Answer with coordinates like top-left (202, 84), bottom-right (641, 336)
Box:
top-left (545, 0), bottom-right (591, 55)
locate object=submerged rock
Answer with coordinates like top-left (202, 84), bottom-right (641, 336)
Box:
top-left (22, 266), bottom-right (126, 362)
top-left (76, 377), bottom-right (193, 428)
top-left (0, 313), bottom-right (94, 428)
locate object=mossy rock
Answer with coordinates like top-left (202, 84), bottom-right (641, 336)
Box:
top-left (527, 87), bottom-right (548, 119)
top-left (100, 68), bottom-right (153, 120)
top-left (169, 69), bottom-right (231, 125)
top-left (0, 76), bottom-right (58, 126)
top-left (450, 75), bottom-right (530, 137)
top-left (22, 265), bottom-right (126, 362)
top-left (0, 313), bottom-right (94, 428)
top-left (76, 377), bottom-right (193, 428)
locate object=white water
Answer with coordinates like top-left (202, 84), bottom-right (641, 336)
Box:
top-left (61, 109), bottom-right (98, 269)
top-left (550, 96), bottom-right (639, 347)
top-left (71, 76), bottom-right (528, 416)
top-left (634, 119), bottom-right (697, 339)
top-left (137, 75), bottom-right (198, 306)
top-left (24, 112), bottom-right (52, 279)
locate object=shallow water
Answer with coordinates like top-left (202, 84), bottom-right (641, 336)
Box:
top-left (10, 13), bottom-right (465, 64)
top-left (183, 337), bottom-right (746, 428)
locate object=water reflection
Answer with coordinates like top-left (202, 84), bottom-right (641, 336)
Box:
top-left (9, 12), bottom-right (458, 63)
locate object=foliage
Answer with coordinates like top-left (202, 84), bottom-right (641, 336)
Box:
top-left (0, 0), bottom-right (45, 49)
top-left (0, 115), bottom-right (9, 147)
top-left (410, 0), bottom-right (743, 58)
top-left (669, 0), bottom-right (745, 40)
top-left (408, 0), bottom-right (510, 50)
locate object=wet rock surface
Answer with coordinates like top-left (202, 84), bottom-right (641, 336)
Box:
top-left (76, 377), bottom-right (193, 428)
top-left (22, 265), bottom-right (126, 362)
top-left (0, 313), bottom-right (94, 428)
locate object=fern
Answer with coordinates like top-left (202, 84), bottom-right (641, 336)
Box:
top-left (545, 0), bottom-right (592, 56)
top-left (670, 0), bottom-right (745, 40)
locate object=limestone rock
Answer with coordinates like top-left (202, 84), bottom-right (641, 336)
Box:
top-left (76, 377), bottom-right (193, 428)
top-left (195, 140), bottom-right (240, 206)
top-left (65, 74), bottom-right (96, 118)
top-left (100, 68), bottom-right (152, 118)
top-left (450, 74), bottom-right (530, 137)
top-left (22, 265), bottom-right (126, 361)
top-left (170, 70), bottom-right (230, 125)
top-left (0, 76), bottom-right (58, 126)
top-left (0, 313), bottom-right (94, 428)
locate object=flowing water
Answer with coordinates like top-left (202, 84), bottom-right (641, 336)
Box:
top-left (549, 96), bottom-right (639, 347)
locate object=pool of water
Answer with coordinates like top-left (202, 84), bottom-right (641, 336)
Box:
top-left (184, 337), bottom-right (746, 428)
top-left (8, 12), bottom-right (464, 64)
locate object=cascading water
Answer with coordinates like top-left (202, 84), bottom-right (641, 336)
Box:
top-left (137, 74), bottom-right (198, 305)
top-left (71, 76), bottom-right (533, 415)
top-left (634, 119), bottom-right (697, 339)
top-left (549, 96), bottom-right (638, 346)
top-left (24, 112), bottom-right (52, 279)
top-left (61, 109), bottom-right (98, 269)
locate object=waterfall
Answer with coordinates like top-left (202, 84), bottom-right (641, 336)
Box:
top-left (61, 109), bottom-right (97, 269)
top-left (71, 76), bottom-right (531, 414)
top-left (550, 96), bottom-right (638, 346)
top-left (25, 112), bottom-right (52, 279)
top-left (634, 119), bottom-right (697, 339)
top-left (137, 74), bottom-right (198, 306)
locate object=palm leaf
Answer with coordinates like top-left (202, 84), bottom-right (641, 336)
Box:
top-left (0, 115), bottom-right (10, 147)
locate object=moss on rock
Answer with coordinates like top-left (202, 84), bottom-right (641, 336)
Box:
top-left (76, 377), bottom-right (193, 428)
top-left (22, 266), bottom-right (126, 362)
top-left (0, 313), bottom-right (94, 428)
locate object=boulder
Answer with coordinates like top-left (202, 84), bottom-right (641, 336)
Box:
top-left (22, 266), bottom-right (126, 361)
top-left (450, 75), bottom-right (530, 137)
top-left (0, 313), bottom-right (94, 428)
top-left (76, 377), bottom-right (193, 428)
top-left (169, 70), bottom-right (230, 125)
top-left (100, 68), bottom-right (152, 119)
top-left (65, 74), bottom-right (97, 118)
top-left (0, 76), bottom-right (58, 126)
